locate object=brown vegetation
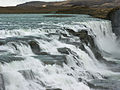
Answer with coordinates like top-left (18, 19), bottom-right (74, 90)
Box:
top-left (0, 0), bottom-right (118, 19)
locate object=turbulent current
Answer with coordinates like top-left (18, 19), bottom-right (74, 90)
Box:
top-left (0, 14), bottom-right (120, 90)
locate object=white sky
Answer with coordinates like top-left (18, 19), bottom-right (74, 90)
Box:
top-left (0, 0), bottom-right (65, 6)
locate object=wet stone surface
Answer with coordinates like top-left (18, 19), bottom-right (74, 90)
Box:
top-left (33, 55), bottom-right (67, 65)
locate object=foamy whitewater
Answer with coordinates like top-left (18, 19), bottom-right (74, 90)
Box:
top-left (0, 14), bottom-right (120, 90)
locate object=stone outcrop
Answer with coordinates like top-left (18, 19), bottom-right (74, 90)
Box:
top-left (107, 7), bottom-right (120, 38)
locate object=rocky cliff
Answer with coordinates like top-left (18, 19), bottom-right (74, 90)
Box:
top-left (107, 7), bottom-right (120, 38)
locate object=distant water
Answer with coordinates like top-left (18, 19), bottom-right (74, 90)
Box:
top-left (0, 14), bottom-right (120, 90)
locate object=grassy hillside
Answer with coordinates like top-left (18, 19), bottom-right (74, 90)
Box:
top-left (0, 0), bottom-right (118, 19)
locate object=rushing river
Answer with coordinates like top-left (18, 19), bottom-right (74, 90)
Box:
top-left (0, 14), bottom-right (120, 90)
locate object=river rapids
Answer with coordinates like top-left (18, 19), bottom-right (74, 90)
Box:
top-left (0, 14), bottom-right (120, 90)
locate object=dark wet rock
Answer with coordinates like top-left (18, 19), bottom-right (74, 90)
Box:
top-left (28, 41), bottom-right (41, 55)
top-left (0, 39), bottom-right (6, 45)
top-left (0, 73), bottom-right (5, 90)
top-left (19, 70), bottom-right (35, 80)
top-left (39, 52), bottom-right (49, 55)
top-left (28, 41), bottom-right (50, 55)
top-left (64, 28), bottom-right (95, 47)
top-left (64, 27), bottom-right (88, 37)
top-left (76, 30), bottom-right (96, 48)
top-left (11, 43), bottom-right (19, 50)
top-left (107, 7), bottom-right (120, 38)
top-left (61, 33), bottom-right (68, 37)
top-left (78, 78), bottom-right (83, 82)
top-left (67, 73), bottom-right (73, 76)
top-left (79, 44), bottom-right (86, 51)
top-left (71, 67), bottom-right (75, 70)
top-left (33, 55), bottom-right (67, 65)
top-left (57, 47), bottom-right (71, 54)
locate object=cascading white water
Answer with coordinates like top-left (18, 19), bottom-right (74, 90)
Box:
top-left (78, 21), bottom-right (120, 61)
top-left (0, 14), bottom-right (120, 90)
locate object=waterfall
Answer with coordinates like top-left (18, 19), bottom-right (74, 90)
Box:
top-left (0, 14), bottom-right (120, 90)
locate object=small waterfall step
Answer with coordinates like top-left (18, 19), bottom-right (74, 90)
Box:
top-left (88, 79), bottom-right (120, 90)
top-left (18, 70), bottom-right (62, 90)
top-left (0, 55), bottom-right (24, 63)
top-left (0, 35), bottom-right (51, 45)
top-left (33, 55), bottom-right (67, 65)
top-left (19, 70), bottom-right (35, 80)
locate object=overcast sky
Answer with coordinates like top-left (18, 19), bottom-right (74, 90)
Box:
top-left (0, 0), bottom-right (65, 6)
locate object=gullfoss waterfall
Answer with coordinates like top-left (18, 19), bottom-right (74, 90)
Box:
top-left (0, 14), bottom-right (120, 90)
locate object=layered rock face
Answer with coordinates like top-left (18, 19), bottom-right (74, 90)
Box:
top-left (107, 8), bottom-right (120, 38)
